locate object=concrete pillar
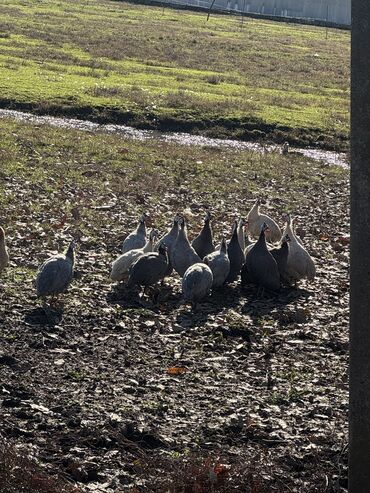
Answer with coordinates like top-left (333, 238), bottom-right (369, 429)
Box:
top-left (350, 0), bottom-right (370, 491)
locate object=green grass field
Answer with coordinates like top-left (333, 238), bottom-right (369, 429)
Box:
top-left (0, 0), bottom-right (350, 149)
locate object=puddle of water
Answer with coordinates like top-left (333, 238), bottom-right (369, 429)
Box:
top-left (0, 108), bottom-right (349, 168)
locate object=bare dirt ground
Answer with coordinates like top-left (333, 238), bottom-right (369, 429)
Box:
top-left (0, 119), bottom-right (348, 492)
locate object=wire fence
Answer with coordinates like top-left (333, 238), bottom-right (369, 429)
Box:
top-left (155, 0), bottom-right (350, 27)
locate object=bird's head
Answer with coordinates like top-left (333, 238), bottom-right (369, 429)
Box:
top-left (158, 243), bottom-right (168, 257)
top-left (149, 229), bottom-right (159, 241)
top-left (262, 222), bottom-right (270, 233)
top-left (220, 238), bottom-right (227, 253)
top-left (140, 213), bottom-right (148, 224)
top-left (66, 240), bottom-right (75, 263)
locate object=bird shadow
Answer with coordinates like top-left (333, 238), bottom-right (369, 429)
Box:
top-left (240, 284), bottom-right (312, 323)
top-left (25, 306), bottom-right (63, 327)
top-left (106, 282), bottom-right (179, 311)
top-left (106, 279), bottom-right (312, 329)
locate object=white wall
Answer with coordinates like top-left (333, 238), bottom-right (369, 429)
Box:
top-left (163, 0), bottom-right (351, 26)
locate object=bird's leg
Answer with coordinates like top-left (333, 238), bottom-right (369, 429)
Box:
top-left (257, 286), bottom-right (265, 298)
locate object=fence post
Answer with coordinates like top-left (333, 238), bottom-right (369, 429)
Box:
top-left (350, 0), bottom-right (370, 490)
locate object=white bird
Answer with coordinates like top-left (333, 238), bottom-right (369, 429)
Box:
top-left (182, 263), bottom-right (213, 309)
top-left (282, 214), bottom-right (316, 284)
top-left (122, 214), bottom-right (147, 253)
top-left (111, 229), bottom-right (157, 282)
top-left (0, 226), bottom-right (9, 273)
top-left (36, 241), bottom-right (75, 302)
top-left (246, 199), bottom-right (281, 243)
top-left (204, 239), bottom-right (230, 288)
top-left (171, 218), bottom-right (202, 277)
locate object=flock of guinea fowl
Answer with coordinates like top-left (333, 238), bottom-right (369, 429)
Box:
top-left (0, 199), bottom-right (316, 310)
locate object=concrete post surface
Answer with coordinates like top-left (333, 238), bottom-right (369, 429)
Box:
top-left (350, 0), bottom-right (370, 491)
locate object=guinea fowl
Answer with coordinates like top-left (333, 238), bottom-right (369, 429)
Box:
top-left (182, 263), bottom-right (213, 309)
top-left (122, 214), bottom-right (147, 253)
top-left (128, 243), bottom-right (169, 288)
top-left (155, 214), bottom-right (180, 278)
top-left (204, 238), bottom-right (230, 288)
top-left (225, 220), bottom-right (245, 283)
top-left (270, 234), bottom-right (290, 285)
top-left (36, 241), bottom-right (75, 302)
top-left (282, 214), bottom-right (316, 284)
top-left (111, 229), bottom-right (157, 282)
top-left (237, 218), bottom-right (247, 251)
top-left (171, 217), bottom-right (202, 276)
top-left (241, 223), bottom-right (280, 292)
top-left (191, 211), bottom-right (214, 259)
top-left (0, 227), bottom-right (9, 273)
top-left (247, 199), bottom-right (281, 243)
top-left (155, 214), bottom-right (180, 256)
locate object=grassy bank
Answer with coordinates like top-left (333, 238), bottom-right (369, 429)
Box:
top-left (0, 0), bottom-right (349, 149)
top-left (0, 116), bottom-right (349, 491)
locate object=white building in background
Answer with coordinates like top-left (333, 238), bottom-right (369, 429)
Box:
top-left (161, 0), bottom-right (351, 26)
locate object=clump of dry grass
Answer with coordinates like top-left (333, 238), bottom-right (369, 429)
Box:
top-left (0, 440), bottom-right (79, 493)
top-left (136, 453), bottom-right (288, 492)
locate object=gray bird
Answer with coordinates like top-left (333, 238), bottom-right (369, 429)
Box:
top-left (128, 243), bottom-right (169, 288)
top-left (191, 211), bottom-right (214, 260)
top-left (36, 241), bottom-right (75, 302)
top-left (122, 214), bottom-right (147, 253)
top-left (171, 217), bottom-right (202, 277)
top-left (237, 217), bottom-right (247, 251)
top-left (270, 234), bottom-right (290, 285)
top-left (241, 223), bottom-right (280, 292)
top-left (155, 214), bottom-right (180, 278)
top-left (204, 238), bottom-right (230, 288)
top-left (182, 263), bottom-right (213, 310)
top-left (225, 220), bottom-right (246, 284)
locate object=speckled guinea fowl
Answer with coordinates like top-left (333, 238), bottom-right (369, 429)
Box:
top-left (155, 214), bottom-right (180, 255)
top-left (171, 217), bottom-right (202, 277)
top-left (0, 227), bottom-right (9, 274)
top-left (270, 234), bottom-right (290, 285)
top-left (282, 214), bottom-right (316, 284)
top-left (247, 199), bottom-right (281, 243)
top-left (122, 214), bottom-right (147, 253)
top-left (204, 238), bottom-right (230, 287)
top-left (36, 241), bottom-right (75, 300)
top-left (127, 243), bottom-right (169, 288)
top-left (111, 229), bottom-right (157, 282)
top-left (225, 220), bottom-right (245, 283)
top-left (191, 211), bottom-right (214, 259)
top-left (155, 214), bottom-right (180, 278)
top-left (182, 263), bottom-right (213, 309)
top-left (241, 223), bottom-right (280, 292)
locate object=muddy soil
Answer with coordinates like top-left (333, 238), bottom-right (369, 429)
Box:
top-left (0, 161), bottom-right (349, 493)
